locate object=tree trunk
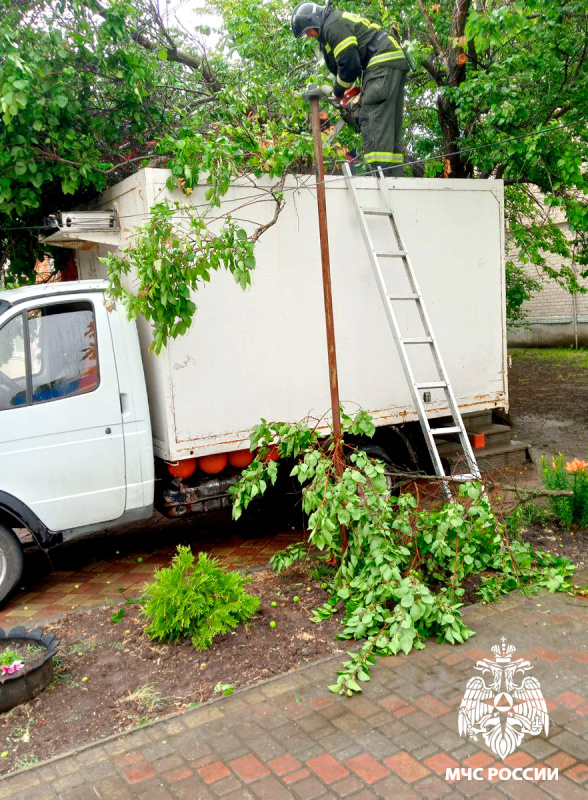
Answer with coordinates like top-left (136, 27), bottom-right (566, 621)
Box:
top-left (437, 0), bottom-right (473, 178)
top-left (437, 94), bottom-right (471, 178)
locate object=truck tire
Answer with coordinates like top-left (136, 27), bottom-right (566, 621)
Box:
top-left (0, 525), bottom-right (23, 607)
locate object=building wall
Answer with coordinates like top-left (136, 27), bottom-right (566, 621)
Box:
top-left (508, 223), bottom-right (588, 347)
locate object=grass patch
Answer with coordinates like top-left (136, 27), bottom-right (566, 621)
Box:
top-left (506, 502), bottom-right (553, 536)
top-left (67, 638), bottom-right (99, 657)
top-left (116, 683), bottom-right (166, 715)
top-left (48, 656), bottom-right (80, 690)
top-left (510, 348), bottom-right (588, 367)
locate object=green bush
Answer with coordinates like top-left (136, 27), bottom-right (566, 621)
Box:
top-left (142, 547), bottom-right (260, 649)
top-left (541, 453), bottom-right (588, 529)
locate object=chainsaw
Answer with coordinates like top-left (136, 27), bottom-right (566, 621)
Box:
top-left (325, 85), bottom-right (361, 145)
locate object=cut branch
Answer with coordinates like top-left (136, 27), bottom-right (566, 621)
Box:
top-left (384, 468), bottom-right (574, 499)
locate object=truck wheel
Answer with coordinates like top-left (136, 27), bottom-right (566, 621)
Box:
top-left (352, 444), bottom-right (396, 493)
top-left (0, 525), bottom-right (23, 606)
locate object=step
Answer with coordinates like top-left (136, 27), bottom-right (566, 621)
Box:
top-left (438, 440), bottom-right (532, 473)
top-left (461, 410), bottom-right (493, 430)
top-left (466, 423), bottom-right (513, 448)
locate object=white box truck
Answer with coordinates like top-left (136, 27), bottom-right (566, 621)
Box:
top-left (0, 170), bottom-right (508, 602)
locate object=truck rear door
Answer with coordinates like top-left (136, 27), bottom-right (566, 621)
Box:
top-left (0, 293), bottom-right (126, 530)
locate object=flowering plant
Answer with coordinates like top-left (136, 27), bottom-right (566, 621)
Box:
top-left (542, 453), bottom-right (588, 529)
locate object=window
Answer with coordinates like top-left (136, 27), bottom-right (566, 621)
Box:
top-left (0, 301), bottom-right (99, 410)
top-left (29, 302), bottom-right (99, 404)
top-left (0, 314), bottom-right (26, 411)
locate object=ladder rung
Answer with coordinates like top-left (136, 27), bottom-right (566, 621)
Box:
top-left (452, 473), bottom-right (477, 481)
top-left (403, 337), bottom-right (433, 344)
top-left (416, 381), bottom-right (447, 389)
top-left (388, 294), bottom-right (419, 301)
top-left (431, 426), bottom-right (461, 435)
top-left (363, 207), bottom-right (394, 216)
top-left (376, 251), bottom-right (406, 258)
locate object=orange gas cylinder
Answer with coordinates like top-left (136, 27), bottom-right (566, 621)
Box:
top-left (199, 453), bottom-right (228, 475)
top-left (228, 450), bottom-right (254, 468)
top-left (167, 458), bottom-right (197, 479)
top-left (261, 445), bottom-right (280, 462)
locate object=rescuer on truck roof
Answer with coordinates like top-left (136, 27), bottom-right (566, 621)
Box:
top-left (291, 2), bottom-right (410, 176)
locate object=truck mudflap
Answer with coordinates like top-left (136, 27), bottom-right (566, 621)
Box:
top-left (158, 472), bottom-right (240, 518)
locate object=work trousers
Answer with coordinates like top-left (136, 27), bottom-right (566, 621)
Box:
top-left (358, 66), bottom-right (407, 177)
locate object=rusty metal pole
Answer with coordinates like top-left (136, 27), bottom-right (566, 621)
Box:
top-left (302, 85), bottom-right (348, 553)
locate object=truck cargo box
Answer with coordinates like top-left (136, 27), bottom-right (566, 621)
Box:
top-left (76, 169), bottom-right (507, 462)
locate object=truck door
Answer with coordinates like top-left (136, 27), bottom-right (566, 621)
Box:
top-left (0, 295), bottom-right (126, 531)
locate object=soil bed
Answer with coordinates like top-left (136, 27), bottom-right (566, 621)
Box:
top-left (0, 565), bottom-right (347, 774)
top-left (522, 522), bottom-right (588, 567)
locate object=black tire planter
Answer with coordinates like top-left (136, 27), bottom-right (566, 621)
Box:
top-left (0, 626), bottom-right (59, 713)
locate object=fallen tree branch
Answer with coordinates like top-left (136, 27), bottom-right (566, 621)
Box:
top-left (383, 468), bottom-right (574, 498)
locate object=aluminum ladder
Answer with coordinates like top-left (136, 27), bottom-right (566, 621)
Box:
top-left (342, 163), bottom-right (482, 497)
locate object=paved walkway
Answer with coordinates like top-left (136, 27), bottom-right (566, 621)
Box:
top-left (1, 586), bottom-right (587, 800)
top-left (1, 509), bottom-right (301, 628)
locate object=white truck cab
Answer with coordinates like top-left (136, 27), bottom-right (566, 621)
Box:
top-left (0, 281), bottom-right (153, 601)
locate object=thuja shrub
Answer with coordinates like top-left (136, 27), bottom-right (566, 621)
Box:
top-left (542, 454), bottom-right (588, 529)
top-left (142, 547), bottom-right (260, 649)
top-left (231, 412), bottom-right (575, 695)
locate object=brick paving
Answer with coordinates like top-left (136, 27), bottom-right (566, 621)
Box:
top-left (0, 584), bottom-right (586, 799)
top-left (1, 508), bottom-right (301, 628)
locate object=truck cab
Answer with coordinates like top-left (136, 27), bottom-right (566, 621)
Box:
top-left (0, 281), bottom-right (154, 602)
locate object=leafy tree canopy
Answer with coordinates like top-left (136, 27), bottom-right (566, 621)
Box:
top-left (1, 0), bottom-right (587, 326)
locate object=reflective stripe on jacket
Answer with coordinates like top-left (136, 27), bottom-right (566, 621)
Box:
top-left (319, 9), bottom-right (408, 96)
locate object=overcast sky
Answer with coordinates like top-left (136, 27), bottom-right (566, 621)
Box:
top-left (170, 0), bottom-right (221, 42)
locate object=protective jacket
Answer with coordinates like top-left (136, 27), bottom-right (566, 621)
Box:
top-left (318, 9), bottom-right (408, 98)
